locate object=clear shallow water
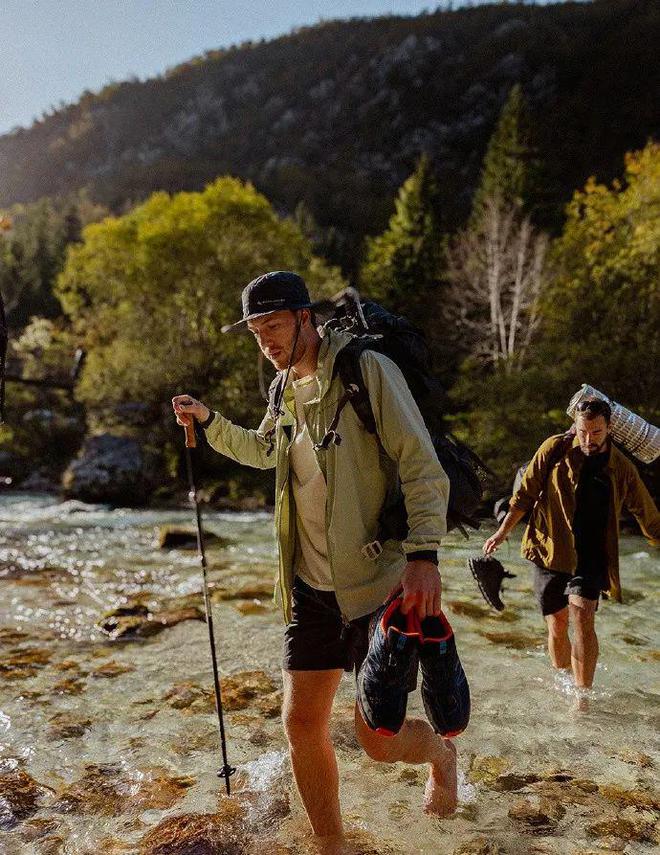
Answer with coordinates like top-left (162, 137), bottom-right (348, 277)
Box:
top-left (0, 492), bottom-right (658, 854)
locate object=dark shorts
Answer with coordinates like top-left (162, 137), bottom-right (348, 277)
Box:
top-left (532, 564), bottom-right (602, 616)
top-left (283, 576), bottom-right (372, 673)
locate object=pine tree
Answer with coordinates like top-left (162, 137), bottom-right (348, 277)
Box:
top-left (360, 154), bottom-right (443, 326)
top-left (470, 84), bottom-right (542, 225)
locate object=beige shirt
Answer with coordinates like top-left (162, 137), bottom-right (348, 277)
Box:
top-left (290, 374), bottom-right (333, 590)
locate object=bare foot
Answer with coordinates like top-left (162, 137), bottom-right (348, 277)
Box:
top-left (424, 738), bottom-right (457, 817)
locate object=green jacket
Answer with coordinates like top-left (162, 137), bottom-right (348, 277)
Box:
top-left (204, 329), bottom-right (449, 622)
top-left (510, 433), bottom-right (660, 602)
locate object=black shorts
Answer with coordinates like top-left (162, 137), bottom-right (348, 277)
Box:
top-left (283, 576), bottom-right (372, 673)
top-left (532, 564), bottom-right (602, 616)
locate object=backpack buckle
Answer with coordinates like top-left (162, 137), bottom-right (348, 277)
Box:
top-left (361, 540), bottom-right (383, 561)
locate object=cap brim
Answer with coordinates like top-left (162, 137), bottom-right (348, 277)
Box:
top-left (221, 303), bottom-right (313, 334)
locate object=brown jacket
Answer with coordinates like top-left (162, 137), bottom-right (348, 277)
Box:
top-left (510, 434), bottom-right (660, 602)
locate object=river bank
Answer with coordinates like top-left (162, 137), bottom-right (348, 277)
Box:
top-left (0, 493), bottom-right (658, 854)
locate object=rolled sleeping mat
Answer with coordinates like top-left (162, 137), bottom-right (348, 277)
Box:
top-left (567, 384), bottom-right (660, 464)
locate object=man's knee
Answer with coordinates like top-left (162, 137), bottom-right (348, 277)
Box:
top-left (546, 608), bottom-right (569, 638)
top-left (282, 700), bottom-right (331, 745)
top-left (569, 598), bottom-right (597, 633)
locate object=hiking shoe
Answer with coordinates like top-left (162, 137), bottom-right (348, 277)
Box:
top-left (418, 611), bottom-right (470, 737)
top-left (468, 555), bottom-right (516, 611)
top-left (357, 597), bottom-right (420, 736)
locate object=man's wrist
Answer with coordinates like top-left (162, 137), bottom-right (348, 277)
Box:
top-left (199, 410), bottom-right (215, 429)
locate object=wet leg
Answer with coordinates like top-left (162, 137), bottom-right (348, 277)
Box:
top-left (354, 705), bottom-right (457, 816)
top-left (282, 668), bottom-right (344, 840)
top-left (569, 596), bottom-right (599, 688)
top-left (545, 607), bottom-right (571, 670)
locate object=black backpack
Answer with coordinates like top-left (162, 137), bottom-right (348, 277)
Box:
top-left (268, 289), bottom-right (490, 537)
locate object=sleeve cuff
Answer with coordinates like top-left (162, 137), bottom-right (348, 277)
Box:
top-left (200, 410), bottom-right (217, 430)
top-left (406, 549), bottom-right (438, 564)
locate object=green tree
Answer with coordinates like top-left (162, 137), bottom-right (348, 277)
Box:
top-left (540, 141), bottom-right (660, 416)
top-left (470, 84), bottom-right (542, 226)
top-left (360, 155), bottom-right (444, 329)
top-left (56, 177), bottom-right (344, 429)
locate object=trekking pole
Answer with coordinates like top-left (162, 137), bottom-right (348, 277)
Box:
top-left (183, 418), bottom-right (235, 795)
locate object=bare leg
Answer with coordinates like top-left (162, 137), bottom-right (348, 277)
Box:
top-left (569, 596), bottom-right (599, 688)
top-left (282, 669), bottom-right (344, 840)
top-left (354, 705), bottom-right (457, 816)
top-left (545, 607), bottom-right (571, 669)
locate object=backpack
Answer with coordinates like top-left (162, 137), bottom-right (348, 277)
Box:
top-left (268, 289), bottom-right (491, 537)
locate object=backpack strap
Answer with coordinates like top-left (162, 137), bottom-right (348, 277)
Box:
top-left (333, 343), bottom-right (377, 434)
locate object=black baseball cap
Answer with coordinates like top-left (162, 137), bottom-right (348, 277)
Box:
top-left (222, 271), bottom-right (312, 333)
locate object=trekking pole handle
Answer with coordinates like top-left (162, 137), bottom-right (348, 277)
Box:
top-left (184, 419), bottom-right (197, 449)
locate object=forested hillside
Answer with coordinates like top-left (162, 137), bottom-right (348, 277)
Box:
top-left (1, 0), bottom-right (658, 270)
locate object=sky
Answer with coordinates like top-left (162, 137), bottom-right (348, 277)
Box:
top-left (0, 0), bottom-right (494, 136)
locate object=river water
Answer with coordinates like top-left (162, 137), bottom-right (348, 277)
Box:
top-left (0, 492), bottom-right (658, 854)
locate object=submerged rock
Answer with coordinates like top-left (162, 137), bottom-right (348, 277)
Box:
top-left (222, 670), bottom-right (280, 716)
top-left (508, 795), bottom-right (566, 828)
top-left (138, 804), bottom-right (246, 855)
top-left (493, 771), bottom-right (542, 791)
top-left (0, 647), bottom-right (52, 680)
top-left (478, 630), bottom-right (543, 650)
top-left (469, 755), bottom-right (510, 785)
top-left (0, 769), bottom-right (48, 829)
top-left (90, 660), bottom-right (136, 678)
top-left (47, 712), bottom-right (93, 739)
top-left (157, 525), bottom-right (231, 549)
top-left (233, 599), bottom-right (270, 616)
top-left (453, 838), bottom-right (505, 855)
top-left (211, 581), bottom-right (274, 602)
top-left (586, 813), bottom-right (658, 844)
top-left (56, 765), bottom-right (195, 817)
top-left (52, 677), bottom-right (86, 695)
top-left (163, 682), bottom-right (215, 713)
top-left (98, 599), bottom-right (204, 639)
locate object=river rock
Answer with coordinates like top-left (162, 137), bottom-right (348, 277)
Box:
top-left (586, 812), bottom-right (658, 844)
top-left (0, 770), bottom-right (48, 828)
top-left (62, 433), bottom-right (162, 505)
top-left (90, 660), bottom-right (136, 678)
top-left (478, 630), bottom-right (543, 650)
top-left (612, 749), bottom-right (653, 768)
top-left (47, 712), bottom-right (93, 739)
top-left (222, 670), bottom-right (279, 713)
top-left (138, 803), bottom-right (246, 855)
top-left (0, 647), bottom-right (52, 680)
top-left (52, 677), bottom-right (86, 695)
top-left (212, 582), bottom-right (273, 602)
top-left (493, 771), bottom-right (542, 791)
top-left (98, 599), bottom-right (204, 639)
top-left (164, 682), bottom-right (215, 713)
top-left (453, 838), bottom-right (505, 855)
top-left (233, 599), bottom-right (270, 615)
top-left (469, 754), bottom-right (510, 785)
top-left (56, 765), bottom-right (195, 817)
top-left (157, 525), bottom-right (231, 549)
top-left (598, 784), bottom-right (659, 810)
top-left (19, 817), bottom-right (61, 841)
top-left (508, 795), bottom-right (566, 828)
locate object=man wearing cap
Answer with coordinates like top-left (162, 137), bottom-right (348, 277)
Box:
top-left (173, 271), bottom-right (456, 847)
top-left (483, 398), bottom-right (660, 692)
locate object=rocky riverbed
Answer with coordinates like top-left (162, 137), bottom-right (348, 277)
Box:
top-left (0, 493), bottom-right (658, 854)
